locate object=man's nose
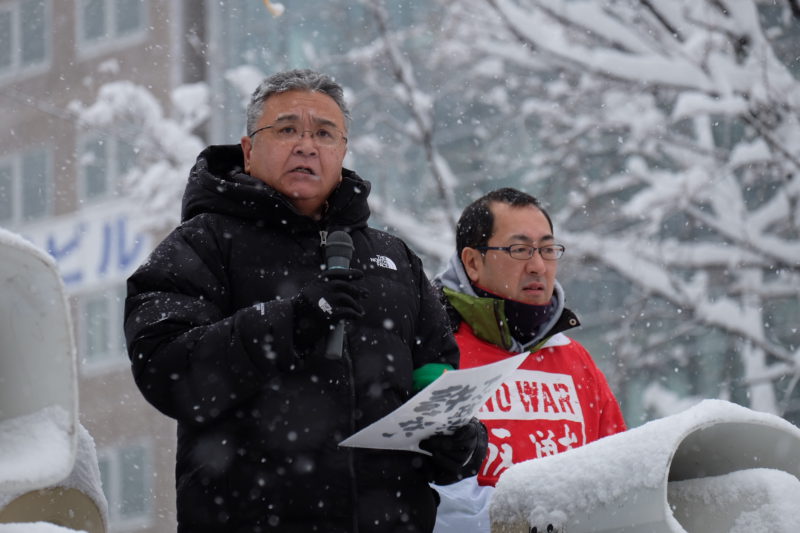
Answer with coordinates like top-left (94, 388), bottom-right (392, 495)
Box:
top-left (525, 250), bottom-right (546, 273)
top-left (292, 131), bottom-right (318, 155)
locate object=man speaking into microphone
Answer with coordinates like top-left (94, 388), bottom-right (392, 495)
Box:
top-left (124, 69), bottom-right (486, 533)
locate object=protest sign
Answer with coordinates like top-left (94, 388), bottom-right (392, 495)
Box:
top-left (339, 352), bottom-right (529, 453)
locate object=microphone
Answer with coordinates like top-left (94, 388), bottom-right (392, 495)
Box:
top-left (324, 231), bottom-right (354, 359)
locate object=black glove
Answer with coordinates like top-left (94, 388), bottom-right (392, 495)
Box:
top-left (292, 268), bottom-right (367, 349)
top-left (419, 417), bottom-right (488, 485)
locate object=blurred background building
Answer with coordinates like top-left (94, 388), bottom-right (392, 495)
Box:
top-left (1, 1), bottom-right (195, 530)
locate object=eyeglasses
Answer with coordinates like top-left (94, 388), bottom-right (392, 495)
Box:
top-left (476, 243), bottom-right (565, 261)
top-left (249, 121), bottom-right (348, 147)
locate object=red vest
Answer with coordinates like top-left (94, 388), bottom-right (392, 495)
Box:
top-left (456, 323), bottom-right (626, 486)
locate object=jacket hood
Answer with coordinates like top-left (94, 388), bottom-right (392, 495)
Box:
top-left (436, 252), bottom-right (573, 352)
top-left (181, 144), bottom-right (371, 230)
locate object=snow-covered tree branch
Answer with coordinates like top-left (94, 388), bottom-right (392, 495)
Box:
top-left (358, 1), bottom-right (461, 230)
top-left (70, 81), bottom-right (208, 231)
top-left (441, 0), bottom-right (800, 416)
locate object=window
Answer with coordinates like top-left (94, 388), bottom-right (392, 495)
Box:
top-left (0, 146), bottom-right (53, 225)
top-left (78, 134), bottom-right (136, 202)
top-left (77, 284), bottom-right (127, 371)
top-left (21, 147), bottom-right (51, 220)
top-left (0, 10), bottom-right (12, 71)
top-left (78, 0), bottom-right (146, 49)
top-left (0, 160), bottom-right (12, 222)
top-left (98, 442), bottom-right (152, 529)
top-left (81, 0), bottom-right (105, 42)
top-left (114, 0), bottom-right (142, 36)
top-left (80, 137), bottom-right (110, 200)
top-left (20, 0), bottom-right (46, 64)
top-left (0, 0), bottom-right (49, 79)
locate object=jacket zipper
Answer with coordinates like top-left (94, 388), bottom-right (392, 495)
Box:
top-left (319, 229), bottom-right (328, 247)
top-left (345, 343), bottom-right (359, 532)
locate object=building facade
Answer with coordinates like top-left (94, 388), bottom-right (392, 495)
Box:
top-left (0, 1), bottom-right (206, 530)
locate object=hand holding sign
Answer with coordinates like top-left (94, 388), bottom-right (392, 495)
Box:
top-left (420, 417), bottom-right (489, 484)
top-left (339, 352), bottom-right (529, 453)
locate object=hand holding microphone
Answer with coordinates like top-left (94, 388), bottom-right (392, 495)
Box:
top-left (292, 231), bottom-right (367, 358)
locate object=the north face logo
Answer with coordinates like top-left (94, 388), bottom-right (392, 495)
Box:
top-left (370, 255), bottom-right (397, 270)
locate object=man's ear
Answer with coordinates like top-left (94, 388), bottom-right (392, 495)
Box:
top-left (460, 247), bottom-right (482, 283)
top-left (241, 136), bottom-right (252, 173)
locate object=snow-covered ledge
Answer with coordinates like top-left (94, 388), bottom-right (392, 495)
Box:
top-left (490, 399), bottom-right (800, 532)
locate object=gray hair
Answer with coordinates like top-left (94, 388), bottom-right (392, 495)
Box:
top-left (245, 69), bottom-right (351, 136)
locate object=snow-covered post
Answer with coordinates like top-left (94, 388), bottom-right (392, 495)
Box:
top-left (0, 228), bottom-right (107, 532)
top-left (489, 400), bottom-right (800, 532)
top-left (0, 229), bottom-right (77, 495)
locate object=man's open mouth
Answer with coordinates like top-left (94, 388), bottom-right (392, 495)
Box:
top-left (291, 166), bottom-right (315, 175)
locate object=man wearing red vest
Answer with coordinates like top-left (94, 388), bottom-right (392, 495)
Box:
top-left (432, 188), bottom-right (626, 532)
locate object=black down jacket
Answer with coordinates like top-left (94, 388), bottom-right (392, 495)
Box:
top-left (124, 145), bottom-right (460, 533)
